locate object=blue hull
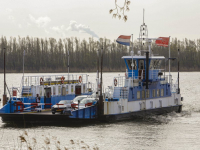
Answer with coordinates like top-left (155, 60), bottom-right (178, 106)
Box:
top-left (0, 105), bottom-right (181, 123)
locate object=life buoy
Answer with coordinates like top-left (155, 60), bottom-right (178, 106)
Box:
top-left (61, 76), bottom-right (65, 84)
top-left (40, 77), bottom-right (44, 85)
top-left (79, 76), bottom-right (82, 83)
top-left (114, 78), bottom-right (117, 86)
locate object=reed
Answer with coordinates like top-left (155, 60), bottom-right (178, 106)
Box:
top-left (0, 130), bottom-right (99, 150)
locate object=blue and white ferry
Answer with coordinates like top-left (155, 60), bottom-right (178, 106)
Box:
top-left (103, 49), bottom-right (182, 120)
top-left (0, 20), bottom-right (183, 122)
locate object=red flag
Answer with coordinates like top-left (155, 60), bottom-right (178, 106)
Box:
top-left (155, 37), bottom-right (169, 47)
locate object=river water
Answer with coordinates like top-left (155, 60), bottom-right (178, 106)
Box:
top-left (0, 72), bottom-right (200, 150)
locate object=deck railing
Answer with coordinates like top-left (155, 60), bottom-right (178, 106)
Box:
top-left (22, 74), bottom-right (89, 87)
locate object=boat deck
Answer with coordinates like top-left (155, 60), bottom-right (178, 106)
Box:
top-left (0, 105), bottom-right (98, 122)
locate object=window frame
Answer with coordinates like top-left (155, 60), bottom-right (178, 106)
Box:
top-left (157, 89), bottom-right (160, 97)
top-left (137, 91), bottom-right (140, 99)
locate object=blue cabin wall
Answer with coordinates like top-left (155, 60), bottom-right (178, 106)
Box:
top-left (128, 82), bottom-right (171, 102)
top-left (124, 59), bottom-right (150, 79)
top-left (124, 59), bottom-right (139, 78)
top-left (124, 59), bottom-right (161, 81)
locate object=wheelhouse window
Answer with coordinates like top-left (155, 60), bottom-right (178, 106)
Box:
top-left (139, 60), bottom-right (144, 70)
top-left (150, 59), bottom-right (162, 69)
top-left (127, 60), bottom-right (137, 70)
top-left (161, 89), bottom-right (164, 97)
top-left (137, 91), bottom-right (140, 99)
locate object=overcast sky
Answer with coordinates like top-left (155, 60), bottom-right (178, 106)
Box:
top-left (0, 0), bottom-right (200, 41)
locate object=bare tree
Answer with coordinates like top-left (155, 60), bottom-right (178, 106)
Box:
top-left (109, 0), bottom-right (131, 22)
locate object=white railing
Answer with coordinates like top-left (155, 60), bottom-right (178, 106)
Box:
top-left (22, 74), bottom-right (89, 87)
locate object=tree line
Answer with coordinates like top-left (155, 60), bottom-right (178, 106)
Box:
top-left (0, 36), bottom-right (199, 73)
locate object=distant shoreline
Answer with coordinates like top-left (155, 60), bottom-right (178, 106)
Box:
top-left (0, 69), bottom-right (199, 74)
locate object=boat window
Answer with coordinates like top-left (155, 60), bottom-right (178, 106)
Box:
top-left (66, 85), bottom-right (68, 94)
top-left (161, 89), bottom-right (164, 96)
top-left (39, 87), bottom-right (43, 96)
top-left (152, 89), bottom-right (156, 97)
top-left (137, 91), bottom-right (140, 99)
top-left (142, 90), bottom-right (145, 99)
top-left (146, 90), bottom-right (150, 98)
top-left (139, 60), bottom-right (144, 70)
top-left (71, 85), bottom-right (74, 93)
top-left (83, 84), bottom-right (85, 93)
top-left (127, 60), bottom-right (137, 70)
top-left (150, 59), bottom-right (162, 69)
top-left (58, 86), bottom-right (61, 95)
top-left (53, 86), bottom-right (56, 95)
top-left (157, 89), bottom-right (160, 97)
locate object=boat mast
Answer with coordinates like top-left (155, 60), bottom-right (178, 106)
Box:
top-left (3, 48), bottom-right (7, 106)
top-left (98, 40), bottom-right (104, 117)
top-left (169, 36), bottom-right (171, 83)
top-left (131, 34), bottom-right (133, 79)
top-left (139, 9), bottom-right (148, 53)
top-left (97, 48), bottom-right (99, 96)
top-left (68, 48), bottom-right (69, 81)
top-left (4, 48), bottom-right (6, 95)
top-left (23, 50), bottom-right (25, 87)
top-left (178, 49), bottom-right (180, 94)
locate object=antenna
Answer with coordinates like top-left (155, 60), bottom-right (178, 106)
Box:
top-left (139, 9), bottom-right (148, 52)
top-left (143, 9), bottom-right (145, 25)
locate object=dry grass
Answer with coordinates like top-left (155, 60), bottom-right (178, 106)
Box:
top-left (0, 130), bottom-right (100, 150)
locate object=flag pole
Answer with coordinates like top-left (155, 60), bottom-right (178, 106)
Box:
top-left (169, 36), bottom-right (171, 83)
top-left (23, 50), bottom-right (25, 87)
top-left (131, 34), bottom-right (133, 79)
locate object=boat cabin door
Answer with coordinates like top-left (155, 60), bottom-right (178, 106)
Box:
top-left (138, 60), bottom-right (145, 79)
top-left (75, 85), bottom-right (81, 96)
top-left (44, 87), bottom-right (51, 108)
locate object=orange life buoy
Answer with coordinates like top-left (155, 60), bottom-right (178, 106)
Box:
top-left (40, 77), bottom-right (44, 85)
top-left (79, 76), bottom-right (82, 83)
top-left (114, 78), bottom-right (117, 86)
top-left (61, 76), bottom-right (65, 84)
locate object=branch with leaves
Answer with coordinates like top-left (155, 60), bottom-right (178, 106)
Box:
top-left (109, 0), bottom-right (131, 22)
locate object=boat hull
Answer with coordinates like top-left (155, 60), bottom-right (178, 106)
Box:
top-left (102, 105), bottom-right (182, 121)
top-left (0, 105), bottom-right (182, 123)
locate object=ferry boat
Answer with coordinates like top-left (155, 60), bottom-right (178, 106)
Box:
top-left (102, 51), bottom-right (182, 121)
top-left (0, 74), bottom-right (94, 114)
top-left (101, 18), bottom-right (183, 120)
top-left (0, 18), bottom-right (183, 122)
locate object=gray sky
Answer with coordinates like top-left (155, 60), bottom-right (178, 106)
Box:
top-left (0, 0), bottom-right (200, 41)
